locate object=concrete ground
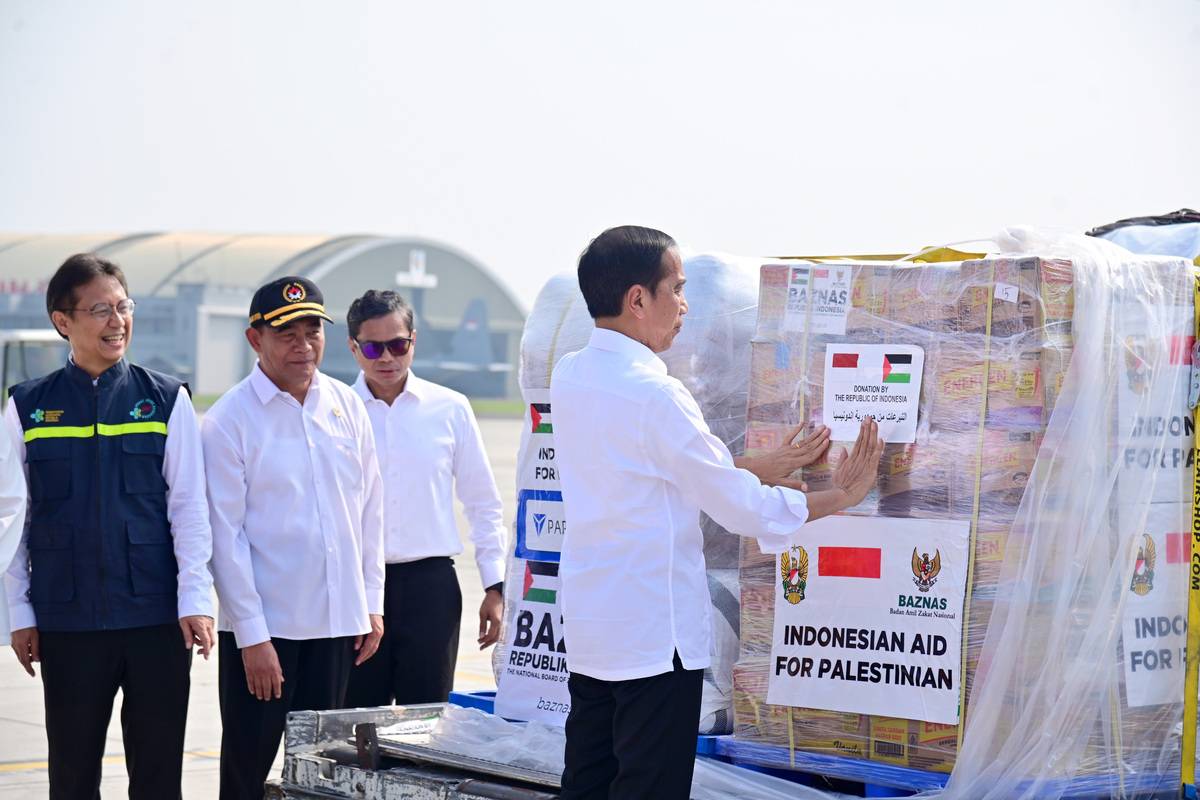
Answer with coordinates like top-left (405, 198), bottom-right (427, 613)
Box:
top-left (0, 416), bottom-right (522, 798)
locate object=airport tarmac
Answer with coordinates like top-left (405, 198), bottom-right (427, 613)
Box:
top-left (0, 416), bottom-right (522, 798)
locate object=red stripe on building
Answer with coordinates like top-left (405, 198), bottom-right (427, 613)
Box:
top-left (818, 546), bottom-right (882, 578)
top-left (1166, 533), bottom-right (1188, 564)
top-left (832, 353), bottom-right (859, 369)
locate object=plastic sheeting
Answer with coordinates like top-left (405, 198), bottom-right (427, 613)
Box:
top-left (729, 230), bottom-right (1195, 798)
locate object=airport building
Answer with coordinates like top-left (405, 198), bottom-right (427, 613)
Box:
top-left (0, 233), bottom-right (525, 399)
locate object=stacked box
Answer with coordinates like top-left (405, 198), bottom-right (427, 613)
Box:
top-left (736, 257), bottom-right (1076, 773)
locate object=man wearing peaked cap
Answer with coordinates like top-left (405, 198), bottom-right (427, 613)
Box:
top-left (202, 275), bottom-right (386, 799)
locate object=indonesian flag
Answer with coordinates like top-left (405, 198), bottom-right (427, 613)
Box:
top-left (818, 546), bottom-right (882, 578)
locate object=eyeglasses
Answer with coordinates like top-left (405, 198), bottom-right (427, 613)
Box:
top-left (57, 300), bottom-right (137, 321)
top-left (356, 337), bottom-right (413, 359)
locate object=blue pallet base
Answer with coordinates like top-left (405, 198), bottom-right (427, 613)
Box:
top-left (446, 691), bottom-right (721, 757)
top-left (716, 737), bottom-right (1180, 799)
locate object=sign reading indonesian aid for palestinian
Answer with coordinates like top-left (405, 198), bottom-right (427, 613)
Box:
top-left (767, 515), bottom-right (970, 725)
top-left (823, 344), bottom-right (924, 443)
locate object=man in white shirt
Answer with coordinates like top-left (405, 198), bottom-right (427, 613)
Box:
top-left (342, 289), bottom-right (507, 706)
top-left (5, 254), bottom-right (213, 799)
top-left (551, 226), bottom-right (884, 799)
top-left (202, 276), bottom-right (386, 800)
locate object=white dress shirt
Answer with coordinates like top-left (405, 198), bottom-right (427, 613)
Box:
top-left (0, 406), bottom-right (27, 644)
top-left (3, 385), bottom-right (214, 633)
top-left (202, 365), bottom-right (385, 648)
top-left (352, 372), bottom-right (506, 588)
top-left (550, 328), bottom-right (809, 681)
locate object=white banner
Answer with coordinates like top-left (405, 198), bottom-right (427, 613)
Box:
top-left (515, 388), bottom-right (565, 559)
top-left (767, 515), bottom-right (969, 724)
top-left (1119, 503), bottom-right (1188, 708)
top-left (784, 264), bottom-right (851, 335)
top-left (494, 560), bottom-right (571, 725)
top-left (823, 344), bottom-right (924, 443)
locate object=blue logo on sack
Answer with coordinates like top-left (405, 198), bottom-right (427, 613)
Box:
top-left (533, 513), bottom-right (548, 536)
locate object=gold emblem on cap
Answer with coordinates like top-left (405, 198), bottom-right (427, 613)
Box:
top-left (283, 282), bottom-right (307, 304)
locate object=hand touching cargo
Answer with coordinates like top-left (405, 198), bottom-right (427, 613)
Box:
top-left (803, 417), bottom-right (884, 522)
top-left (735, 424), bottom-right (831, 490)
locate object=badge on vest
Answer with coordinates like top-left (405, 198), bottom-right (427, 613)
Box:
top-left (129, 399), bottom-right (157, 420)
top-left (29, 409), bottom-right (63, 424)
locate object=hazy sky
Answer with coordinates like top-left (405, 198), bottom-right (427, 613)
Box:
top-left (1, 0), bottom-right (1197, 306)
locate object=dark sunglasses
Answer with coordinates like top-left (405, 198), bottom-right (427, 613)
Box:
top-left (356, 337), bottom-right (413, 359)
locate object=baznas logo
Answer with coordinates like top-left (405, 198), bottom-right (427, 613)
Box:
top-left (283, 282), bottom-right (307, 303)
top-left (911, 548), bottom-right (941, 592)
top-left (781, 545), bottom-right (809, 605)
top-left (532, 513), bottom-right (547, 536)
top-left (129, 399), bottom-right (156, 420)
top-left (1131, 533), bottom-right (1155, 596)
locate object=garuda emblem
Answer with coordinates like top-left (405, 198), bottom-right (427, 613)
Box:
top-left (1131, 533), bottom-right (1155, 596)
top-left (911, 548), bottom-right (941, 592)
top-left (781, 545), bottom-right (809, 605)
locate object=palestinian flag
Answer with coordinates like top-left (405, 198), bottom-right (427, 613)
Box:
top-left (882, 353), bottom-right (912, 384)
top-left (530, 403), bottom-right (552, 434)
top-left (818, 546), bottom-right (882, 578)
top-left (523, 560), bottom-right (559, 603)
top-left (790, 267), bottom-right (809, 285)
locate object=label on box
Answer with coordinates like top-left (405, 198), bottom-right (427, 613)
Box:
top-left (784, 265), bottom-right (850, 335)
top-left (766, 515), bottom-right (969, 725)
top-left (823, 344), bottom-right (924, 442)
top-left (515, 388), bottom-right (564, 560)
top-left (494, 573), bottom-right (572, 726)
top-left (1119, 503), bottom-right (1188, 708)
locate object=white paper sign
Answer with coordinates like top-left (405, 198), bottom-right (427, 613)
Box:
top-left (515, 388), bottom-right (565, 559)
top-left (823, 344), bottom-right (925, 442)
top-left (767, 515), bottom-right (969, 724)
top-left (1116, 306), bottom-right (1194, 506)
top-left (1119, 503), bottom-right (1188, 708)
top-left (494, 562), bottom-right (572, 725)
top-left (784, 264), bottom-right (850, 335)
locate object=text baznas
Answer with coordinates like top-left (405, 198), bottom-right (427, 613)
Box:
top-left (774, 624), bottom-right (954, 690)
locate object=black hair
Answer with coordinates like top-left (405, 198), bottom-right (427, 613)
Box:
top-left (577, 225), bottom-right (677, 319)
top-left (346, 289), bottom-right (415, 339)
top-left (45, 253), bottom-right (129, 340)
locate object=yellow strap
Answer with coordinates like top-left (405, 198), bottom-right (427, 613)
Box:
top-left (1182, 272), bottom-right (1200, 789)
top-left (956, 262), bottom-right (993, 751)
top-left (787, 706), bottom-right (796, 769)
top-left (24, 422), bottom-right (167, 442)
top-left (263, 301), bottom-right (327, 321)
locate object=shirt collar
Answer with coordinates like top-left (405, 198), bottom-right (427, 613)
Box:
top-left (352, 370), bottom-right (425, 405)
top-left (250, 362), bottom-right (320, 405)
top-left (587, 328), bottom-right (667, 375)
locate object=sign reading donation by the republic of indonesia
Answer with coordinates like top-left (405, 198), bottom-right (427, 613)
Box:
top-left (767, 515), bottom-right (969, 725)
top-left (823, 344), bottom-right (924, 443)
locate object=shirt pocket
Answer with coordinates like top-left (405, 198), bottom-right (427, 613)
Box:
top-left (25, 439), bottom-right (72, 503)
top-left (126, 520), bottom-right (178, 596)
top-left (27, 520), bottom-right (74, 604)
top-left (121, 435), bottom-right (168, 495)
top-left (329, 435), bottom-right (364, 494)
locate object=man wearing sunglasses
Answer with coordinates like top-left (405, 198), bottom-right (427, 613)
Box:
top-left (343, 289), bottom-right (506, 708)
top-left (4, 253), bottom-right (214, 799)
top-left (201, 276), bottom-right (385, 799)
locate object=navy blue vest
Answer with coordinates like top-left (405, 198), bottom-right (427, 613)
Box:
top-left (9, 360), bottom-right (185, 632)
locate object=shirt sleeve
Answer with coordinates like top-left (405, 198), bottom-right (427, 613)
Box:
top-left (201, 410), bottom-right (270, 647)
top-left (0, 402), bottom-right (28, 642)
top-left (452, 400), bottom-right (507, 589)
top-left (2, 402), bottom-right (33, 634)
top-left (354, 399), bottom-right (385, 616)
top-left (646, 381), bottom-right (808, 555)
top-left (163, 387), bottom-right (215, 619)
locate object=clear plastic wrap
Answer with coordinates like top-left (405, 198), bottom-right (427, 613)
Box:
top-left (731, 230), bottom-right (1196, 798)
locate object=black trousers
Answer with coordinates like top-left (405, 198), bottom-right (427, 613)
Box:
top-left (344, 557), bottom-right (462, 707)
top-left (218, 632), bottom-right (355, 800)
top-left (40, 623), bottom-right (191, 800)
top-left (560, 652), bottom-right (703, 800)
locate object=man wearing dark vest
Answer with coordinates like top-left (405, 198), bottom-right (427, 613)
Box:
top-left (3, 253), bottom-right (215, 799)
